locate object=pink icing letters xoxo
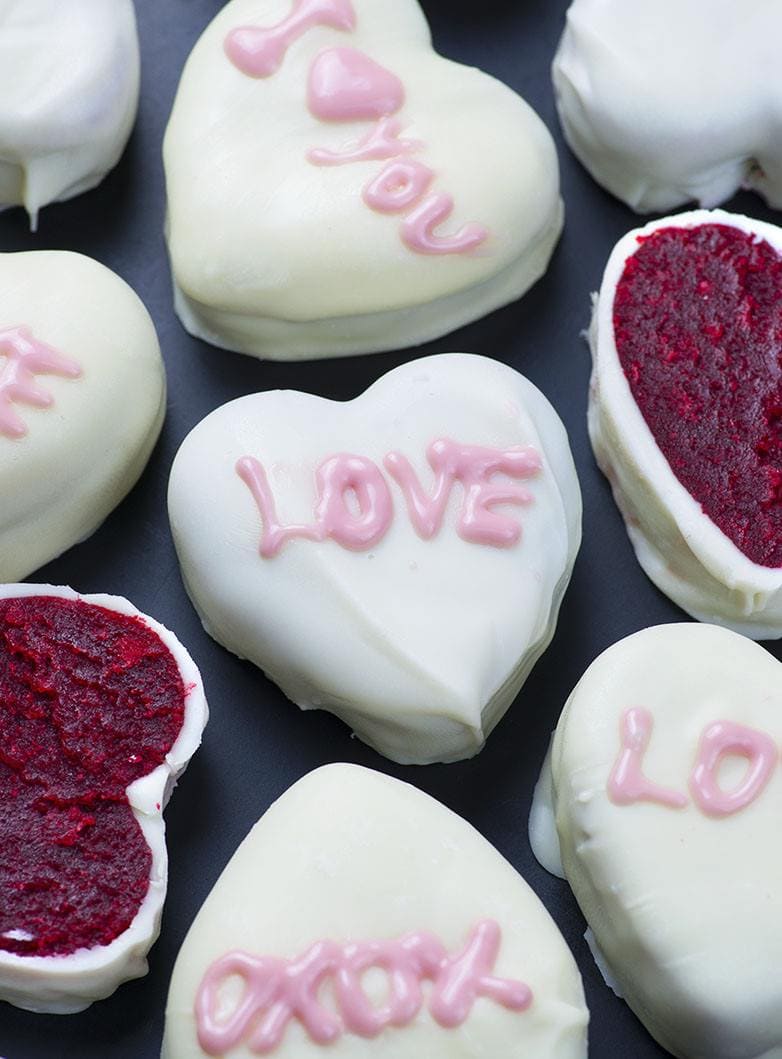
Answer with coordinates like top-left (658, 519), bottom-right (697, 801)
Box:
top-left (609, 708), bottom-right (780, 818)
top-left (0, 326), bottom-right (82, 439)
top-left (237, 439), bottom-right (541, 558)
top-left (225, 0), bottom-right (356, 79)
top-left (224, 3), bottom-right (489, 255)
top-left (195, 920), bottom-right (532, 1055)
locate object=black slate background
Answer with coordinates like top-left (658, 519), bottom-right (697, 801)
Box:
top-left (1, 2), bottom-right (778, 1057)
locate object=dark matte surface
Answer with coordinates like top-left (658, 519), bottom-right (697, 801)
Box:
top-left (1, 2), bottom-right (778, 1057)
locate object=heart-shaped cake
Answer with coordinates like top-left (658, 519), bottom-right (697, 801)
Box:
top-left (0, 250), bottom-right (166, 583)
top-left (163, 0), bottom-right (562, 359)
top-left (0, 0), bottom-right (139, 226)
top-left (168, 353), bottom-right (581, 764)
top-left (163, 764), bottom-right (589, 1058)
top-left (0, 584), bottom-right (207, 1014)
top-left (553, 0), bottom-right (782, 213)
top-left (530, 623), bottom-right (782, 1059)
top-left (589, 209), bottom-right (782, 637)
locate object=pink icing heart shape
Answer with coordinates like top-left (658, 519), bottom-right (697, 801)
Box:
top-left (308, 47), bottom-right (405, 122)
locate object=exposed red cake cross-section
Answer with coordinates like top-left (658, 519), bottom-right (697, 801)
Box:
top-left (0, 597), bottom-right (186, 958)
top-left (614, 223), bottom-right (782, 568)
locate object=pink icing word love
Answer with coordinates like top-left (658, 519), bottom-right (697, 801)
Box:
top-left (0, 326), bottom-right (82, 439)
top-left (609, 708), bottom-right (779, 818)
top-left (307, 47), bottom-right (488, 255)
top-left (195, 919), bottom-right (532, 1055)
top-left (237, 438), bottom-right (542, 558)
top-left (224, 0), bottom-right (356, 79)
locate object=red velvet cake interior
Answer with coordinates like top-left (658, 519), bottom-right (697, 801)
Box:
top-left (613, 223), bottom-right (782, 567)
top-left (0, 596), bottom-right (185, 959)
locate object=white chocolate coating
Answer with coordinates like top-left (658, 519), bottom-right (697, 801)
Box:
top-left (0, 584), bottom-right (208, 1015)
top-left (0, 251), bottom-right (166, 583)
top-left (163, 0), bottom-right (563, 360)
top-left (0, 0), bottom-right (140, 226)
top-left (589, 208), bottom-right (782, 638)
top-left (530, 623), bottom-right (782, 1059)
top-left (167, 353), bottom-right (581, 765)
top-left (163, 763), bottom-right (588, 1058)
top-left (553, 0), bottom-right (782, 214)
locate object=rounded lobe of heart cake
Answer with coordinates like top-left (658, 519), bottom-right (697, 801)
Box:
top-left (613, 222), bottom-right (782, 568)
top-left (0, 596), bottom-right (186, 959)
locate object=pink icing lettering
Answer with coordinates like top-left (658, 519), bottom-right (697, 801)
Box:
top-left (690, 721), bottom-right (778, 817)
top-left (608, 708), bottom-right (689, 809)
top-left (0, 326), bottom-right (82, 440)
top-left (401, 192), bottom-right (488, 255)
top-left (224, 0), bottom-right (356, 79)
top-left (308, 47), bottom-right (406, 122)
top-left (237, 456), bottom-right (324, 558)
top-left (363, 159), bottom-right (435, 213)
top-left (237, 453), bottom-right (392, 556)
top-left (195, 921), bottom-right (532, 1055)
top-left (384, 439), bottom-right (541, 547)
top-left (314, 454), bottom-right (393, 550)
top-left (308, 117), bottom-right (422, 166)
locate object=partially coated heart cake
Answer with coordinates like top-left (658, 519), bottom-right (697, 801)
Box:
top-left (163, 0), bottom-right (562, 359)
top-left (0, 585), bottom-right (207, 1014)
top-left (163, 764), bottom-right (589, 1058)
top-left (0, 250), bottom-right (166, 583)
top-left (589, 209), bottom-right (782, 636)
top-left (168, 353), bottom-right (581, 764)
top-left (530, 623), bottom-right (782, 1059)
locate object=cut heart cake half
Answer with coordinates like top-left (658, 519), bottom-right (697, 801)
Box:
top-left (0, 584), bottom-right (208, 1014)
top-left (530, 623), bottom-right (782, 1059)
top-left (163, 764), bottom-right (589, 1059)
top-left (163, 0), bottom-right (562, 360)
top-left (167, 353), bottom-right (581, 765)
top-left (589, 209), bottom-right (782, 637)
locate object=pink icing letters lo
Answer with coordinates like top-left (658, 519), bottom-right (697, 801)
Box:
top-left (608, 708), bottom-right (779, 818)
top-left (195, 920), bottom-right (532, 1054)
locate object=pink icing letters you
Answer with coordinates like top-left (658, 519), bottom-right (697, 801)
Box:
top-left (237, 438), bottom-right (541, 558)
top-left (225, 0), bottom-right (356, 79)
top-left (195, 920), bottom-right (532, 1055)
top-left (0, 326), bottom-right (82, 439)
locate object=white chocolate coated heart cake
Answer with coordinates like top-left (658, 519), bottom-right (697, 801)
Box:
top-left (163, 764), bottom-right (589, 1058)
top-left (553, 0), bottom-right (782, 213)
top-left (530, 623), bottom-right (782, 1059)
top-left (0, 0), bottom-right (140, 226)
top-left (0, 251), bottom-right (166, 582)
top-left (164, 0), bottom-right (563, 359)
top-left (167, 354), bottom-right (581, 765)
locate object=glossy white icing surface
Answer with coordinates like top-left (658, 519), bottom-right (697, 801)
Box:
top-left (0, 251), bottom-right (166, 583)
top-left (0, 584), bottom-right (208, 1015)
top-left (0, 0), bottom-right (139, 226)
top-left (589, 208), bottom-right (782, 638)
top-left (163, 0), bottom-right (562, 360)
top-left (163, 763), bottom-right (588, 1058)
top-left (168, 354), bottom-right (581, 765)
top-left (530, 623), bottom-right (782, 1059)
top-left (553, 0), bottom-right (782, 213)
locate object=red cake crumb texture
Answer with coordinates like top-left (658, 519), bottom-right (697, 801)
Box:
top-left (614, 223), bottom-right (782, 567)
top-left (0, 596), bottom-right (185, 959)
